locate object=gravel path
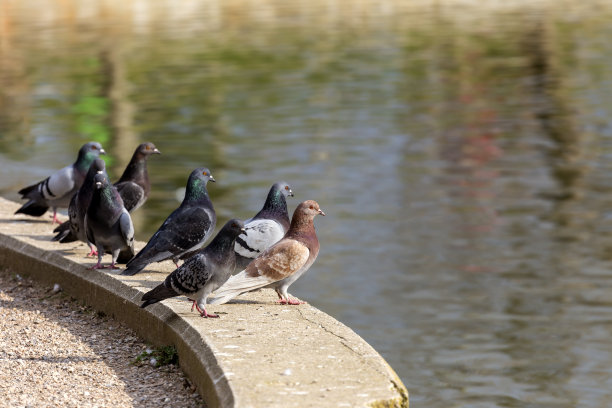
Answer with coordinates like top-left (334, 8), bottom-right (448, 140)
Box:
top-left (0, 269), bottom-right (205, 408)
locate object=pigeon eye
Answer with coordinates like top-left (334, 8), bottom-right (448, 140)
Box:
top-left (285, 186), bottom-right (289, 190)
top-left (202, 171), bottom-right (208, 176)
top-left (309, 205), bottom-right (314, 210)
top-left (91, 145), bottom-right (98, 150)
top-left (145, 145), bottom-right (150, 150)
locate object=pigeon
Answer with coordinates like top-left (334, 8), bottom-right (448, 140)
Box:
top-left (52, 158), bottom-right (107, 257)
top-left (141, 219), bottom-right (246, 318)
top-left (121, 167), bottom-right (216, 276)
top-left (114, 142), bottom-right (161, 212)
top-left (209, 200), bottom-right (325, 306)
top-left (52, 142), bottom-right (160, 244)
top-left (234, 182), bottom-right (294, 270)
top-left (85, 173), bottom-right (135, 269)
top-left (15, 141), bottom-right (106, 224)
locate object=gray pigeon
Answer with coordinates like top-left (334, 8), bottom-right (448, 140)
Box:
top-left (234, 182), bottom-right (294, 270)
top-left (15, 142), bottom-right (106, 224)
top-left (114, 142), bottom-right (161, 212)
top-left (122, 167), bottom-right (216, 276)
top-left (210, 200), bottom-right (325, 306)
top-left (85, 173), bottom-right (135, 269)
top-left (52, 158), bottom-right (107, 257)
top-left (52, 142), bottom-right (160, 244)
top-left (141, 219), bottom-right (245, 318)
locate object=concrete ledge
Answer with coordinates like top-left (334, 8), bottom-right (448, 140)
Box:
top-left (0, 197), bottom-right (408, 408)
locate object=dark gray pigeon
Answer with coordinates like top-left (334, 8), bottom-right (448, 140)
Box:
top-left (53, 142), bottom-right (160, 244)
top-left (122, 167), bottom-right (216, 276)
top-left (234, 182), bottom-right (294, 270)
top-left (114, 142), bottom-right (161, 212)
top-left (210, 200), bottom-right (325, 306)
top-left (52, 158), bottom-right (107, 257)
top-left (141, 219), bottom-right (245, 318)
top-left (15, 142), bottom-right (106, 224)
top-left (85, 173), bottom-right (135, 269)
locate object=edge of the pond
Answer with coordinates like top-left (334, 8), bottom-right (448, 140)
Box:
top-left (0, 197), bottom-right (408, 408)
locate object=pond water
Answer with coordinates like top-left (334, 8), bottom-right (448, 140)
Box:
top-left (2, 1), bottom-right (612, 406)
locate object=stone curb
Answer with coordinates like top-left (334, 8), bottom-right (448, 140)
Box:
top-left (0, 197), bottom-right (408, 408)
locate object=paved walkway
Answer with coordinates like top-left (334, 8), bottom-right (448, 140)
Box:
top-left (0, 269), bottom-right (205, 408)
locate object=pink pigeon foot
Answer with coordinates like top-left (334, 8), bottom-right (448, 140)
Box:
top-left (104, 263), bottom-right (118, 270)
top-left (89, 262), bottom-right (104, 270)
top-left (192, 301), bottom-right (218, 318)
top-left (278, 298), bottom-right (306, 305)
top-left (86, 247), bottom-right (98, 257)
top-left (50, 211), bottom-right (61, 225)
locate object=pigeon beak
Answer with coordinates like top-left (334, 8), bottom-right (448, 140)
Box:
top-left (209, 176), bottom-right (216, 182)
top-left (240, 227), bottom-right (246, 232)
top-left (95, 182), bottom-right (102, 188)
top-left (96, 170), bottom-right (104, 174)
top-left (153, 148), bottom-right (161, 154)
top-left (318, 209), bottom-right (326, 216)
top-left (99, 148), bottom-right (106, 155)
top-left (289, 189), bottom-right (294, 197)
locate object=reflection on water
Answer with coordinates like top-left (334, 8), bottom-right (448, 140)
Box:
top-left (3, 1), bottom-right (612, 406)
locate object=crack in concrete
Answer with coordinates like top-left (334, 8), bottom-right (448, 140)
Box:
top-left (297, 307), bottom-right (408, 407)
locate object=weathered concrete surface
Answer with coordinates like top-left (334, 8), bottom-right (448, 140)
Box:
top-left (0, 197), bottom-right (408, 408)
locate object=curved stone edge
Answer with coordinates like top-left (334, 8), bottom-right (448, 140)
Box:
top-left (0, 196), bottom-right (409, 408)
top-left (0, 233), bottom-right (235, 408)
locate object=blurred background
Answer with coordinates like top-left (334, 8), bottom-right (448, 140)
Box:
top-left (2, 0), bottom-right (612, 406)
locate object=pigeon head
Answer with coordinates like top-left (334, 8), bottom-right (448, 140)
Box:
top-left (208, 218), bottom-right (246, 254)
top-left (80, 142), bottom-right (106, 158)
top-left (288, 200), bottom-right (325, 234)
top-left (184, 167), bottom-right (215, 201)
top-left (295, 200), bottom-right (325, 220)
top-left (222, 218), bottom-right (246, 237)
top-left (91, 158), bottom-right (106, 174)
top-left (136, 142), bottom-right (161, 158)
top-left (76, 142), bottom-right (106, 171)
top-left (274, 182), bottom-right (294, 199)
top-left (188, 167), bottom-right (215, 184)
top-left (85, 158), bottom-right (107, 183)
top-left (259, 182), bottom-right (294, 218)
top-left (93, 173), bottom-right (109, 190)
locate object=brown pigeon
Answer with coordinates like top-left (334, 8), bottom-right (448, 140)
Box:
top-left (209, 200), bottom-right (325, 305)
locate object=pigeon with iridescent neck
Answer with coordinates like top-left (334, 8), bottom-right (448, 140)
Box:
top-left (52, 158), bottom-right (107, 257)
top-left (234, 182), bottom-right (294, 270)
top-left (85, 173), bottom-right (135, 269)
top-left (15, 142), bottom-right (106, 224)
top-left (121, 167), bottom-right (216, 276)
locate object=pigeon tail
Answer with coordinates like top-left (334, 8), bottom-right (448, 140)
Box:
top-left (121, 262), bottom-right (145, 276)
top-left (15, 200), bottom-right (49, 217)
top-left (52, 222), bottom-right (74, 242)
top-left (141, 284), bottom-right (179, 308)
top-left (208, 270), bottom-right (272, 305)
top-left (17, 182), bottom-right (40, 198)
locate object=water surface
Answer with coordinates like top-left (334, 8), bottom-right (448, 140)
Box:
top-left (2, 1), bottom-right (612, 406)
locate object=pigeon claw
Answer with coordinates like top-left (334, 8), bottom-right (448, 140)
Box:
top-left (192, 301), bottom-right (218, 318)
top-left (277, 298), bottom-right (307, 305)
top-left (86, 245), bottom-right (98, 257)
top-left (89, 262), bottom-right (104, 270)
top-left (50, 212), bottom-right (62, 225)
